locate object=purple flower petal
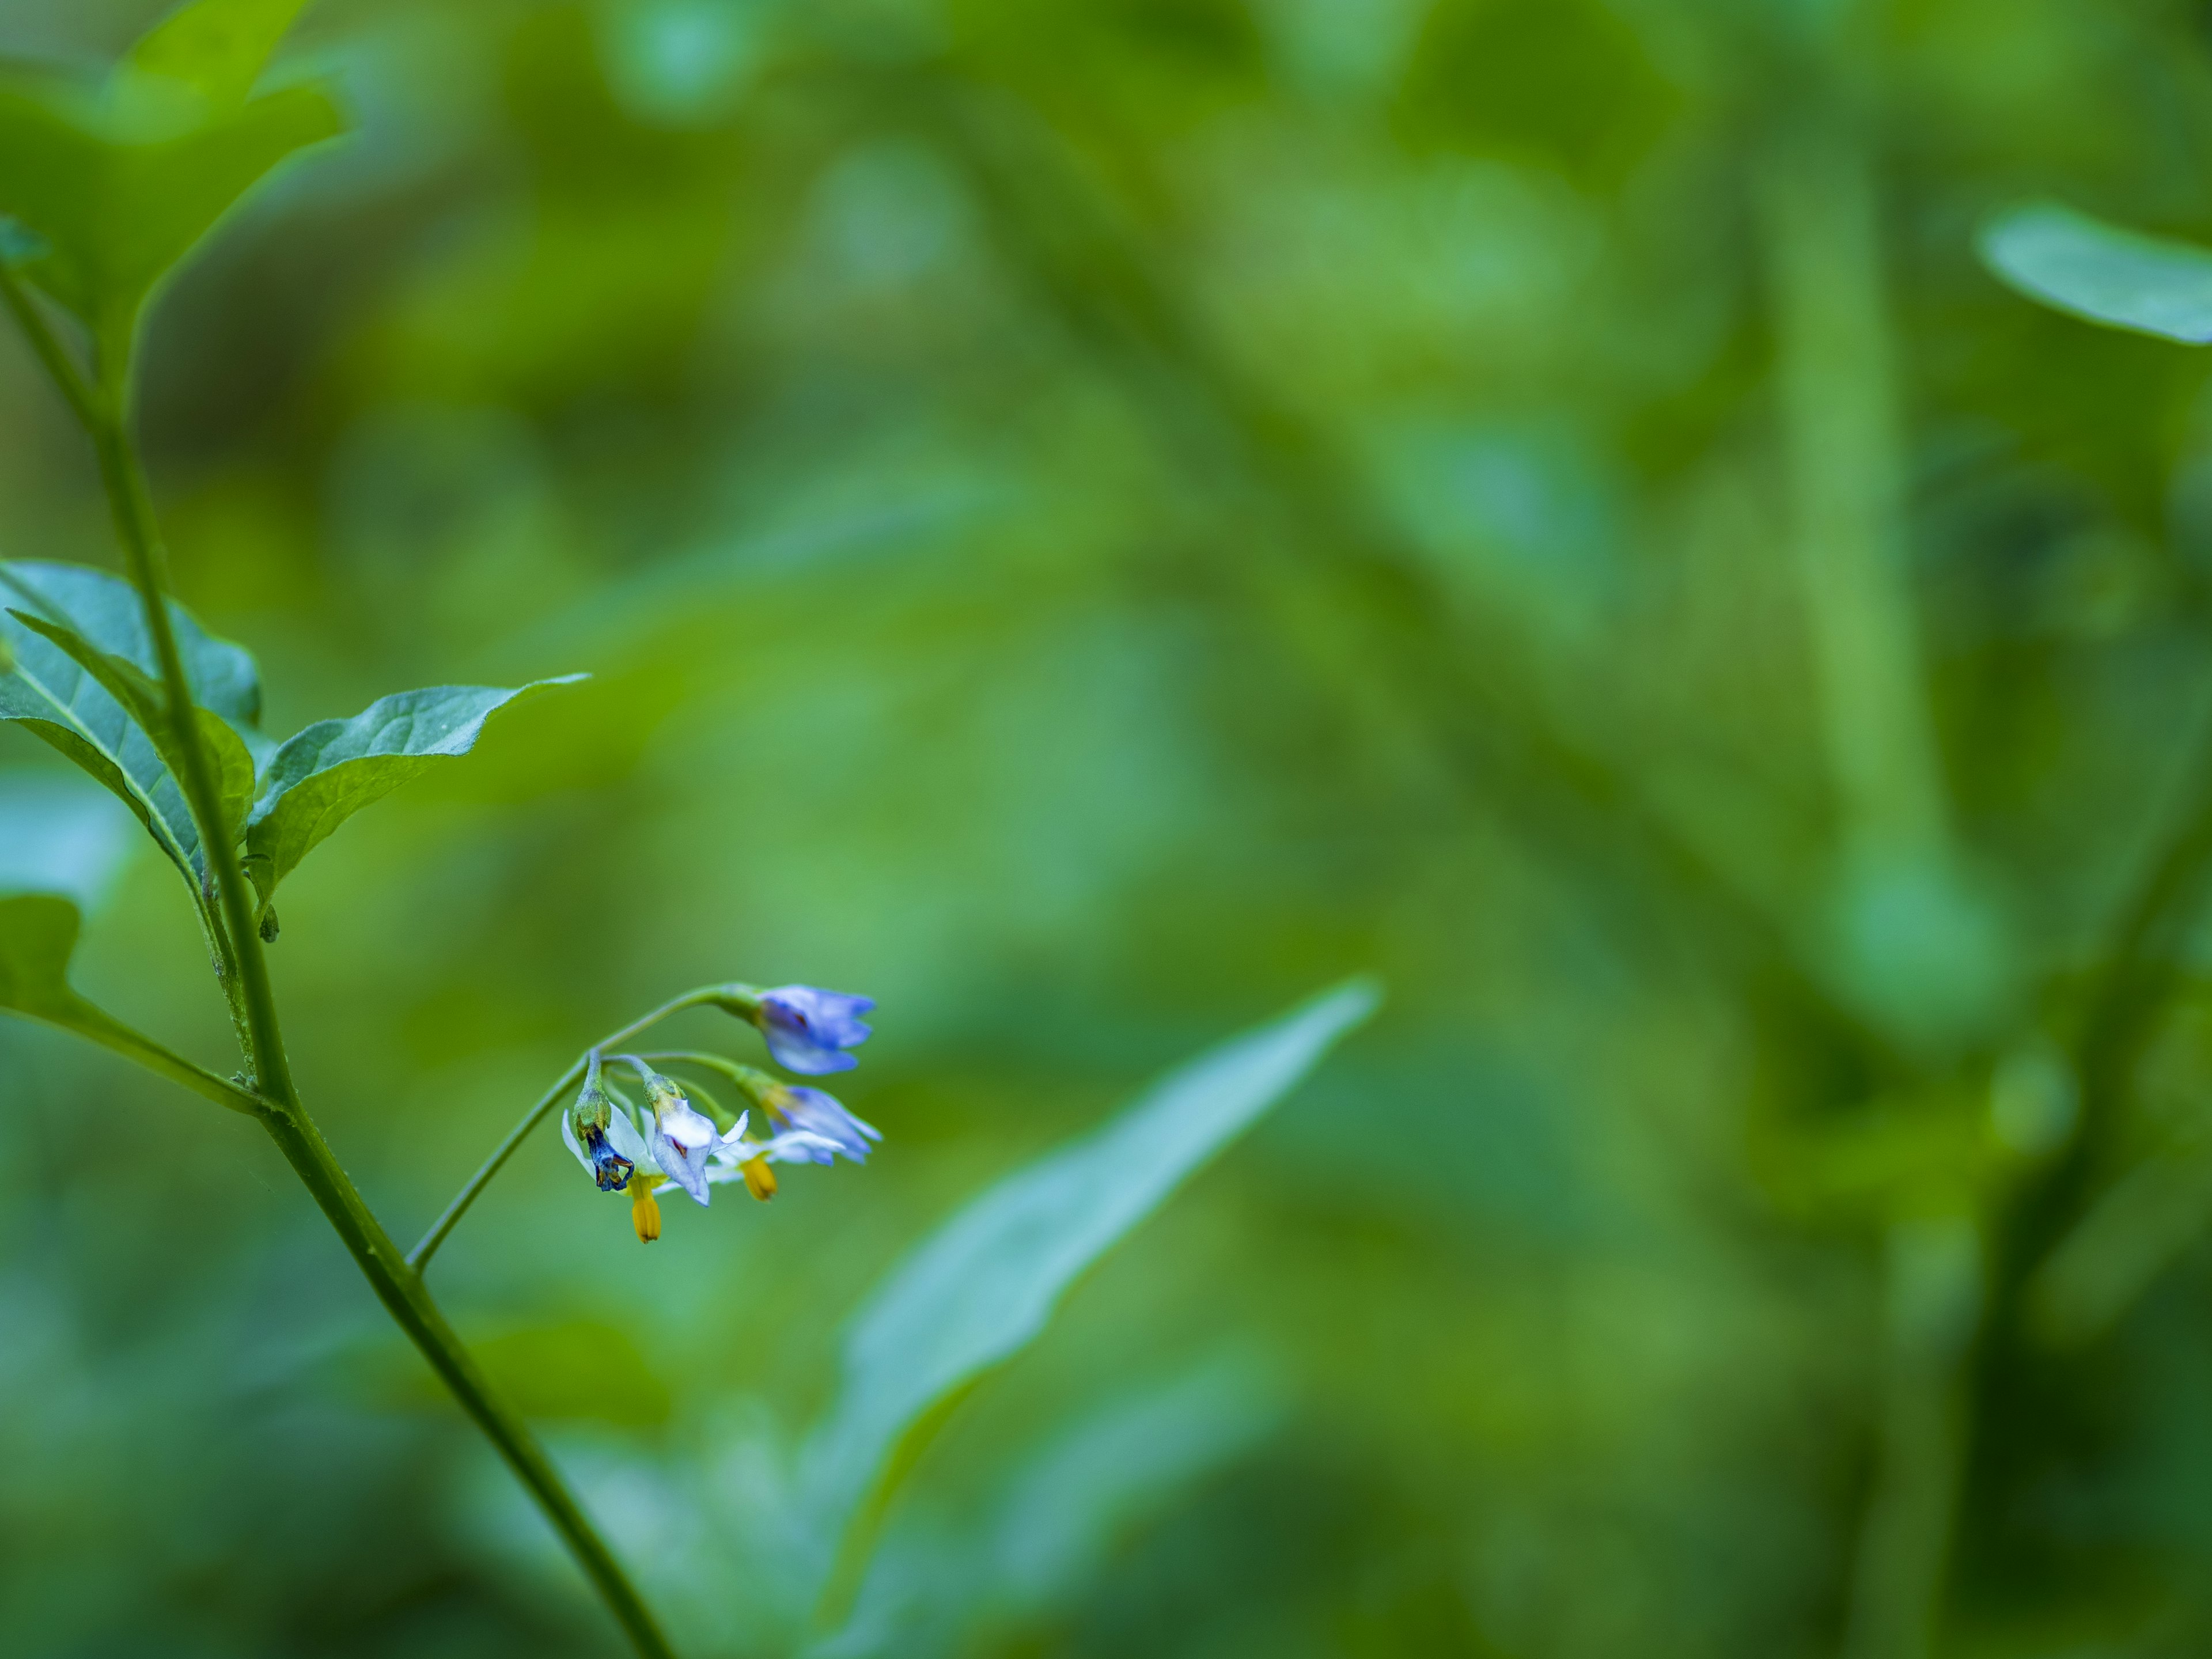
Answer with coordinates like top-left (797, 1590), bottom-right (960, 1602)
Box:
top-left (772, 1085), bottom-right (881, 1164)
top-left (757, 985), bottom-right (875, 1075)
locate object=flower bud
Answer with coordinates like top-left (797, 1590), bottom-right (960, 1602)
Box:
top-left (714, 983), bottom-right (874, 1075)
top-left (565, 1055), bottom-right (634, 1192)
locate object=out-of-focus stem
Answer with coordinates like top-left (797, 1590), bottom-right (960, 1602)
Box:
top-left (1757, 118), bottom-right (1952, 870)
top-left (1843, 1218), bottom-right (1982, 1659)
top-left (904, 70), bottom-right (1900, 1072)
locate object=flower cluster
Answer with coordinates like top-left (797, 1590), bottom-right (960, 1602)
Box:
top-left (560, 984), bottom-right (876, 1242)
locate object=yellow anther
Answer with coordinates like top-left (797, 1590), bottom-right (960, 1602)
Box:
top-left (741, 1157), bottom-right (777, 1202)
top-left (630, 1177), bottom-right (663, 1243)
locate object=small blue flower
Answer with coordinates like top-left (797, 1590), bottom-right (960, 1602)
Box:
top-left (766, 1084), bottom-right (880, 1164)
top-left (755, 984), bottom-right (874, 1074)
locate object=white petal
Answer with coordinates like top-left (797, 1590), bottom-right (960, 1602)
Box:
top-left (713, 1110), bottom-right (752, 1154)
top-left (651, 1121), bottom-right (713, 1206)
top-left (659, 1099), bottom-right (720, 1154)
top-left (607, 1103), bottom-right (657, 1173)
top-left (559, 1110), bottom-right (593, 1175)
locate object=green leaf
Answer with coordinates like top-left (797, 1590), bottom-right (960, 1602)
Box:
top-left (0, 561), bottom-right (264, 900)
top-left (0, 2), bottom-right (342, 367)
top-left (0, 891), bottom-right (112, 1027)
top-left (799, 979), bottom-right (1381, 1578)
top-left (9, 610), bottom-right (256, 844)
top-left (129, 0), bottom-right (314, 109)
top-left (1979, 201), bottom-right (2212, 343)
top-left (0, 889), bottom-right (260, 1113)
top-left (244, 676), bottom-right (588, 899)
top-left (0, 560), bottom-right (260, 724)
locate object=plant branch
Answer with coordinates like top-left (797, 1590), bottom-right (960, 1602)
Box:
top-left (0, 262), bottom-right (103, 430)
top-left (62, 1003), bottom-right (267, 1115)
top-left (408, 985), bottom-right (741, 1270)
top-left (70, 385), bottom-right (681, 1658)
top-left (637, 1050), bottom-right (759, 1086)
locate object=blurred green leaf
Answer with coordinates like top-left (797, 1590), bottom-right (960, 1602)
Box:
top-left (0, 0), bottom-right (341, 369)
top-left (986, 1351), bottom-right (1284, 1610)
top-left (1979, 202), bottom-right (2212, 343)
top-left (243, 676), bottom-right (586, 900)
top-left (129, 0), bottom-right (313, 109)
top-left (801, 979), bottom-right (1381, 1582)
top-left (0, 891), bottom-right (135, 1038)
top-left (2029, 1137), bottom-right (2212, 1346)
top-left (0, 561), bottom-right (262, 902)
top-left (0, 884), bottom-right (257, 1112)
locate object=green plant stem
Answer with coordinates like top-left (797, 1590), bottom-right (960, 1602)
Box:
top-left (56, 335), bottom-right (681, 1658)
top-left (638, 1050), bottom-right (762, 1087)
top-left (0, 263), bottom-right (99, 430)
top-left (408, 986), bottom-right (736, 1270)
top-left (253, 1104), bottom-right (679, 1659)
top-left (1842, 1218), bottom-right (1981, 1659)
top-left (63, 1003), bottom-right (266, 1114)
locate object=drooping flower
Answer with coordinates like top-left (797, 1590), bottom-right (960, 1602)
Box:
top-left (619, 1057), bottom-right (749, 1206)
top-left (562, 1057), bottom-right (751, 1241)
top-left (714, 983), bottom-right (874, 1074)
top-left (561, 1052), bottom-right (635, 1192)
top-left (767, 1085), bottom-right (879, 1162)
top-left (720, 1062), bottom-right (881, 1164)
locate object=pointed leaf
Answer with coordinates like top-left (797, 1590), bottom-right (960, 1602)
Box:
top-left (0, 560), bottom-right (261, 724)
top-left (0, 890), bottom-right (260, 1113)
top-left (10, 609), bottom-right (256, 846)
top-left (800, 979), bottom-right (1381, 1561)
top-left (0, 562), bottom-right (264, 896)
top-left (1979, 202), bottom-right (2212, 343)
top-left (0, 58), bottom-right (341, 353)
top-left (0, 891), bottom-right (108, 1025)
top-left (0, 611), bottom-right (202, 891)
top-left (129, 0), bottom-right (314, 109)
top-left (244, 676), bottom-right (587, 897)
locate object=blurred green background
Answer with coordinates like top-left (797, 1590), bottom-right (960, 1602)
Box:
top-left (13, 0), bottom-right (2212, 1654)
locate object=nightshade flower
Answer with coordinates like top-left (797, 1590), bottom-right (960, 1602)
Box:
top-left (562, 1053), bottom-right (635, 1192)
top-left (562, 1058), bottom-right (752, 1242)
top-left (723, 1065), bottom-right (880, 1164)
top-left (714, 984), bottom-right (874, 1074)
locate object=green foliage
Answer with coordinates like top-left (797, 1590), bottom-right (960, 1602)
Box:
top-left (0, 0), bottom-right (341, 377)
top-left (0, 559), bottom-right (578, 941)
top-left (245, 676), bottom-right (586, 904)
top-left (804, 979), bottom-right (1380, 1567)
top-left (1979, 201), bottom-right (2212, 342)
top-left (129, 0), bottom-right (313, 106)
top-left (0, 891), bottom-right (107, 1028)
top-left (0, 559), bottom-right (262, 907)
top-left (19, 2), bottom-right (2212, 1657)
